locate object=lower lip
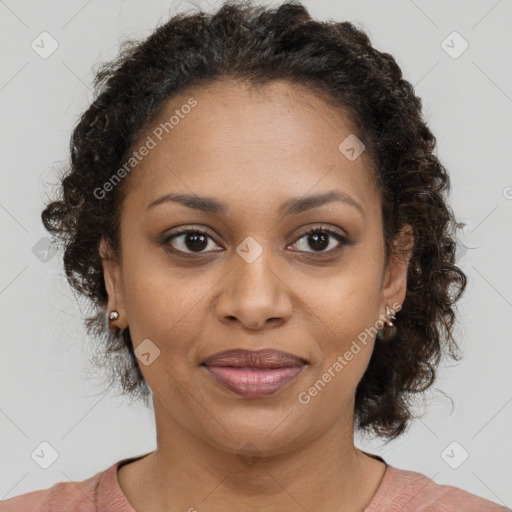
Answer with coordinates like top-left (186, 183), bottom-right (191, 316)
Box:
top-left (202, 365), bottom-right (305, 398)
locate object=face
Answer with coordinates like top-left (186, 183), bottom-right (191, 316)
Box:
top-left (101, 78), bottom-right (412, 457)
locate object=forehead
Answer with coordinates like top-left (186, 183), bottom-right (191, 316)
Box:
top-left (123, 78), bottom-right (379, 217)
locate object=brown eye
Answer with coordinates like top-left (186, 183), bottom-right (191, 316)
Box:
top-left (290, 227), bottom-right (348, 254)
top-left (160, 225), bottom-right (349, 257)
top-left (162, 229), bottom-right (222, 254)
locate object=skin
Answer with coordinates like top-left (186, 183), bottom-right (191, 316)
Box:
top-left (100, 78), bottom-right (414, 512)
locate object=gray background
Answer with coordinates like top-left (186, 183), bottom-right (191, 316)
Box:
top-left (0, 0), bottom-right (511, 507)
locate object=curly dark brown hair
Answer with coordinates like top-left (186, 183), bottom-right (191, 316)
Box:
top-left (42, 0), bottom-right (467, 441)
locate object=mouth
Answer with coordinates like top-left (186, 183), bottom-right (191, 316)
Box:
top-left (201, 348), bottom-right (308, 398)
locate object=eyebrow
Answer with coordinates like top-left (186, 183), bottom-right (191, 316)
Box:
top-left (146, 190), bottom-right (364, 217)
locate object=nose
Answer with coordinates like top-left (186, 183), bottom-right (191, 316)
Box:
top-left (215, 250), bottom-right (293, 330)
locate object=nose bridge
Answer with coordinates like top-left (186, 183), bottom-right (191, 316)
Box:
top-left (216, 234), bottom-right (293, 328)
top-left (232, 234), bottom-right (281, 299)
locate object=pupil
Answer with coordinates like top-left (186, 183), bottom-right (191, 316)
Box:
top-left (309, 232), bottom-right (328, 251)
top-left (186, 232), bottom-right (208, 251)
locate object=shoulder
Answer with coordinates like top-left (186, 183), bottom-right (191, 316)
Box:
top-left (0, 462), bottom-right (115, 512)
top-left (367, 463), bottom-right (509, 512)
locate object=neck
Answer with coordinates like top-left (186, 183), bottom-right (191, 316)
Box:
top-left (119, 395), bottom-right (386, 512)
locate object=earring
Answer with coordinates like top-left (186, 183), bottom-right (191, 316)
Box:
top-left (377, 305), bottom-right (399, 342)
top-left (385, 305), bottom-right (396, 327)
top-left (108, 310), bottom-right (119, 321)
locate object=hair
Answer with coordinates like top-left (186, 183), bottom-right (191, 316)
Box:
top-left (42, 0), bottom-right (467, 441)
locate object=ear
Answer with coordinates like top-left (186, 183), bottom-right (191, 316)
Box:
top-left (99, 237), bottom-right (128, 331)
top-left (380, 224), bottom-right (414, 316)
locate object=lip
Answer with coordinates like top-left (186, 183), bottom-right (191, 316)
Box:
top-left (201, 349), bottom-right (307, 398)
top-left (202, 348), bottom-right (307, 368)
top-left (202, 365), bottom-right (306, 398)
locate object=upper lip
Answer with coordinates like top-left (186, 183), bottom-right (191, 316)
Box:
top-left (202, 349), bottom-right (307, 368)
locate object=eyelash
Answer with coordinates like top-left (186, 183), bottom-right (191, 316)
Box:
top-left (160, 225), bottom-right (349, 257)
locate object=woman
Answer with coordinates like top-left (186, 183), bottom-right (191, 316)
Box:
top-left (1, 1), bottom-right (507, 511)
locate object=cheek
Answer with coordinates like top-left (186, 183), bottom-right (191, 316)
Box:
top-left (124, 269), bottom-right (207, 342)
top-left (300, 255), bottom-right (382, 382)
top-left (303, 252), bottom-right (383, 332)
top-left (122, 269), bottom-right (206, 400)
top-left (120, 231), bottom-right (195, 321)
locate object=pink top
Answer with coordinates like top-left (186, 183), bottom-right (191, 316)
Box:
top-left (0, 454), bottom-right (508, 511)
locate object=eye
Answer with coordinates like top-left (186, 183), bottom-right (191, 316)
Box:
top-left (161, 228), bottom-right (222, 255)
top-left (160, 225), bottom-right (349, 256)
top-left (288, 226), bottom-right (349, 254)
